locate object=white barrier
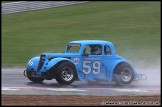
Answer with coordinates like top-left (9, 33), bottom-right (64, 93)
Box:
top-left (2, 1), bottom-right (89, 14)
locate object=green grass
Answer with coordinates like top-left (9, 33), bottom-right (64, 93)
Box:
top-left (2, 1), bottom-right (160, 67)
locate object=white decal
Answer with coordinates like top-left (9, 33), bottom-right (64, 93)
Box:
top-left (83, 60), bottom-right (91, 74)
top-left (83, 60), bottom-right (101, 74)
top-left (93, 61), bottom-right (100, 74)
top-left (28, 60), bottom-right (33, 66)
top-left (74, 58), bottom-right (79, 63)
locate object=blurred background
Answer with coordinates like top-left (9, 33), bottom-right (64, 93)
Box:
top-left (2, 1), bottom-right (160, 69)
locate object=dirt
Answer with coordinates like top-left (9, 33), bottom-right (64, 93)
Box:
top-left (2, 95), bottom-right (161, 106)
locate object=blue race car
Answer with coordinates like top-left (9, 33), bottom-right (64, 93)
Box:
top-left (24, 40), bottom-right (143, 85)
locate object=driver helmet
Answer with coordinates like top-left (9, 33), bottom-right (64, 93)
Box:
top-left (91, 46), bottom-right (102, 55)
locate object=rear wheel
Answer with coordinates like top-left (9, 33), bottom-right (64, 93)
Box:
top-left (55, 61), bottom-right (76, 85)
top-left (114, 62), bottom-right (134, 85)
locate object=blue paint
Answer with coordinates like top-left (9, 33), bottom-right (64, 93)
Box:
top-left (25, 40), bottom-right (141, 84)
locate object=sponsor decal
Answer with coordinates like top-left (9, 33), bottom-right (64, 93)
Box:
top-left (74, 58), bottom-right (79, 63)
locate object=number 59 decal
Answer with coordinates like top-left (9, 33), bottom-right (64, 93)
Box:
top-left (83, 60), bottom-right (101, 74)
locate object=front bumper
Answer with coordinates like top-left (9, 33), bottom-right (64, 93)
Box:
top-left (24, 70), bottom-right (53, 80)
top-left (24, 70), bottom-right (41, 78)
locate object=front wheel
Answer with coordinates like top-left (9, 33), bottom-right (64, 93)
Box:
top-left (55, 61), bottom-right (76, 85)
top-left (114, 62), bottom-right (134, 85)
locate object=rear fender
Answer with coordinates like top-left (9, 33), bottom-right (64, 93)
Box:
top-left (26, 56), bottom-right (40, 71)
top-left (108, 60), bottom-right (139, 81)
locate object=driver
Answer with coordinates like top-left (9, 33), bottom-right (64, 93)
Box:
top-left (91, 45), bottom-right (102, 55)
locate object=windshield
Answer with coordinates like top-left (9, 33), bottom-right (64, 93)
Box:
top-left (66, 43), bottom-right (80, 53)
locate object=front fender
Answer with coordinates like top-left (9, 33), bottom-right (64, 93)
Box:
top-left (46, 58), bottom-right (72, 70)
top-left (26, 56), bottom-right (40, 71)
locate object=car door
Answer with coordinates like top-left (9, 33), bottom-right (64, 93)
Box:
top-left (81, 44), bottom-right (107, 81)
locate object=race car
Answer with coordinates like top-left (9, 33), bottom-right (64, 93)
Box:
top-left (24, 40), bottom-right (144, 85)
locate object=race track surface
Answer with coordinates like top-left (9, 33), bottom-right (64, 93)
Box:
top-left (2, 68), bottom-right (160, 96)
top-left (2, 68), bottom-right (161, 106)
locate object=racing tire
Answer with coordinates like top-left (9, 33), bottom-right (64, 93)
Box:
top-left (55, 61), bottom-right (76, 85)
top-left (27, 72), bottom-right (44, 83)
top-left (114, 62), bottom-right (134, 85)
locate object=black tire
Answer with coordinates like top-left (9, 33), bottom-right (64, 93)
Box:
top-left (55, 61), bottom-right (76, 85)
top-left (27, 71), bottom-right (44, 83)
top-left (114, 62), bottom-right (134, 85)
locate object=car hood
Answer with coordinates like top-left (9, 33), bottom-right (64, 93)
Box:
top-left (41, 53), bottom-right (80, 59)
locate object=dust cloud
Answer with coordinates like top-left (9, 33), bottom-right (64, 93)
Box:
top-left (133, 60), bottom-right (160, 86)
top-left (81, 59), bottom-right (161, 86)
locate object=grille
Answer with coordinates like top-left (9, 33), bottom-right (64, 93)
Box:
top-left (37, 54), bottom-right (46, 71)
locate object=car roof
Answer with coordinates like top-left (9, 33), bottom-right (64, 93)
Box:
top-left (69, 40), bottom-right (112, 45)
top-left (68, 40), bottom-right (116, 55)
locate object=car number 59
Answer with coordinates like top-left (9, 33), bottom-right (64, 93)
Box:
top-left (83, 60), bottom-right (101, 74)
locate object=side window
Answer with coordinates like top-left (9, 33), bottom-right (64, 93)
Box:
top-left (83, 45), bottom-right (91, 55)
top-left (83, 45), bottom-right (102, 55)
top-left (90, 45), bottom-right (102, 55)
top-left (104, 45), bottom-right (111, 55)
